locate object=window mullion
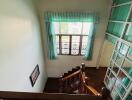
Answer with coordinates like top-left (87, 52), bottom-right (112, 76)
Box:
top-left (79, 35), bottom-right (83, 55)
top-left (79, 22), bottom-right (84, 55)
top-left (59, 22), bottom-right (62, 55)
top-left (59, 35), bottom-right (62, 55)
top-left (69, 35), bottom-right (72, 55)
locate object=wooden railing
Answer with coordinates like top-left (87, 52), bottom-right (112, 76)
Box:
top-left (83, 84), bottom-right (101, 96)
top-left (59, 69), bottom-right (101, 96)
top-left (61, 70), bottom-right (81, 81)
top-left (0, 91), bottom-right (102, 100)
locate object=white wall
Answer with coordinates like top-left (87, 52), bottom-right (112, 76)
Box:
top-left (99, 40), bottom-right (115, 67)
top-left (36, 0), bottom-right (112, 77)
top-left (0, 0), bottom-right (47, 92)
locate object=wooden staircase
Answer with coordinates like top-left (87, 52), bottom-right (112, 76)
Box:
top-left (59, 64), bottom-right (101, 96)
top-left (0, 64), bottom-right (111, 100)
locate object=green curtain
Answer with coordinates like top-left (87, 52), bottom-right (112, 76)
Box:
top-left (44, 12), bottom-right (99, 23)
top-left (44, 12), bottom-right (99, 60)
top-left (45, 22), bottom-right (57, 59)
top-left (84, 24), bottom-right (96, 60)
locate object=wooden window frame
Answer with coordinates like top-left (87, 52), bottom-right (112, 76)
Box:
top-left (55, 22), bottom-right (89, 56)
top-left (56, 34), bottom-right (88, 56)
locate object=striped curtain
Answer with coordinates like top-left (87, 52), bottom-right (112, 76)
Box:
top-left (44, 11), bottom-right (99, 60)
top-left (44, 12), bottom-right (99, 23)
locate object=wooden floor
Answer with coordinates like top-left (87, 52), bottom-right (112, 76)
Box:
top-left (44, 67), bottom-right (107, 93)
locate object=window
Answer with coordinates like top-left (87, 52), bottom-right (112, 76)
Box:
top-left (53, 22), bottom-right (93, 56)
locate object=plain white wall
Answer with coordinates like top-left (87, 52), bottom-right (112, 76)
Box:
top-left (36, 0), bottom-right (112, 77)
top-left (99, 40), bottom-right (115, 67)
top-left (0, 0), bottom-right (47, 92)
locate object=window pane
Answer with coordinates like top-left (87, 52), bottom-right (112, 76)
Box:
top-left (126, 93), bottom-right (132, 100)
top-left (61, 36), bottom-right (69, 54)
top-left (106, 34), bottom-right (117, 44)
top-left (110, 5), bottom-right (130, 21)
top-left (122, 59), bottom-right (132, 78)
top-left (111, 88), bottom-right (121, 100)
top-left (110, 61), bottom-right (114, 68)
top-left (115, 54), bottom-right (124, 66)
top-left (119, 43), bottom-right (129, 56)
top-left (107, 22), bottom-right (124, 37)
top-left (61, 36), bottom-right (69, 49)
top-left (115, 80), bottom-right (126, 97)
top-left (60, 22), bottom-right (68, 34)
top-left (62, 49), bottom-right (69, 54)
top-left (118, 70), bottom-right (131, 88)
top-left (127, 47), bottom-right (132, 61)
top-left (113, 0), bottom-right (131, 5)
top-left (123, 24), bottom-right (132, 42)
top-left (53, 22), bottom-right (59, 34)
top-left (56, 36), bottom-right (59, 54)
top-left (105, 77), bottom-right (109, 86)
top-left (112, 64), bottom-right (119, 74)
top-left (108, 72), bottom-right (116, 90)
top-left (129, 10), bottom-right (132, 22)
top-left (82, 22), bottom-right (92, 34)
top-left (71, 36), bottom-right (80, 55)
top-left (68, 22), bottom-right (82, 34)
top-left (81, 36), bottom-right (88, 55)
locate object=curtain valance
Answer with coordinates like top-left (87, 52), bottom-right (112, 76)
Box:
top-left (44, 11), bottom-right (99, 23)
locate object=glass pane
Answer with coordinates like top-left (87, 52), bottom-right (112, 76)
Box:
top-left (115, 41), bottom-right (121, 51)
top-left (71, 36), bottom-right (80, 55)
top-left (53, 22), bottom-right (59, 34)
top-left (127, 47), bottom-right (132, 61)
top-left (57, 49), bottom-right (59, 54)
top-left (115, 54), bottom-right (124, 66)
top-left (81, 36), bottom-right (88, 55)
top-left (129, 11), bottom-right (132, 22)
top-left (113, 0), bottom-right (132, 5)
top-left (56, 36), bottom-right (59, 54)
top-left (115, 80), bottom-right (126, 97)
top-left (110, 61), bottom-right (114, 68)
top-left (126, 93), bottom-right (132, 100)
top-left (110, 5), bottom-right (130, 21)
top-left (108, 72), bottom-right (116, 90)
top-left (123, 24), bottom-right (132, 42)
top-left (62, 49), bottom-right (69, 54)
top-left (122, 59), bottom-right (132, 77)
top-left (105, 34), bottom-right (117, 44)
top-left (71, 50), bottom-right (79, 55)
top-left (105, 77), bottom-right (109, 85)
top-left (68, 22), bottom-right (82, 34)
top-left (82, 22), bottom-right (92, 34)
top-left (118, 70), bottom-right (131, 88)
top-left (107, 22), bottom-right (124, 37)
top-left (61, 36), bottom-right (69, 49)
top-left (112, 89), bottom-right (121, 100)
top-left (119, 43), bottom-right (129, 56)
top-left (60, 22), bottom-right (68, 34)
top-left (112, 51), bottom-right (117, 61)
top-left (112, 64), bottom-right (119, 74)
top-left (107, 69), bottom-right (111, 77)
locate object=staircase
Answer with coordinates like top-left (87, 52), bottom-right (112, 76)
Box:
top-left (59, 64), bottom-right (102, 96)
top-left (0, 65), bottom-right (111, 100)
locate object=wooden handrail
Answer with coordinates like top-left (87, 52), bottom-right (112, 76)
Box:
top-left (61, 70), bottom-right (81, 81)
top-left (60, 69), bottom-right (101, 97)
top-left (0, 91), bottom-right (101, 100)
top-left (80, 72), bottom-right (101, 96)
top-left (84, 84), bottom-right (101, 96)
